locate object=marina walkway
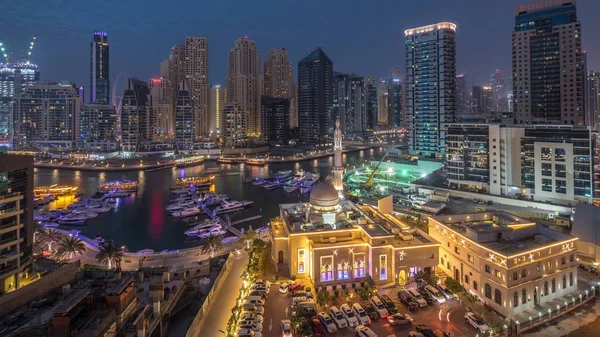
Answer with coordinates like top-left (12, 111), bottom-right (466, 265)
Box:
top-left (194, 252), bottom-right (248, 336)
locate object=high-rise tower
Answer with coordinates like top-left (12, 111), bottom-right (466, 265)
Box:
top-left (512, 0), bottom-right (583, 125)
top-left (332, 119), bottom-right (343, 192)
top-left (90, 30), bottom-right (109, 104)
top-left (405, 22), bottom-right (457, 157)
top-left (227, 37), bottom-right (261, 137)
top-left (184, 37), bottom-right (209, 138)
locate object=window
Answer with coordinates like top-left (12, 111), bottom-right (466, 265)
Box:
top-left (447, 262), bottom-right (450, 269)
top-left (465, 274), bottom-right (470, 284)
top-left (555, 148), bottom-right (566, 161)
top-left (522, 289), bottom-right (527, 304)
top-left (495, 289), bottom-right (502, 305)
top-left (521, 269), bottom-right (527, 278)
top-left (555, 180), bottom-right (567, 194)
top-left (544, 281), bottom-right (549, 295)
top-left (569, 272), bottom-right (574, 286)
top-left (541, 162), bottom-right (552, 176)
top-left (485, 284), bottom-right (492, 299)
top-left (514, 292), bottom-right (519, 307)
top-left (429, 253), bottom-right (435, 259)
top-left (547, 261), bottom-right (552, 269)
top-left (552, 279), bottom-right (556, 293)
top-left (513, 272), bottom-right (519, 281)
top-left (542, 178), bottom-right (553, 192)
top-left (473, 281), bottom-right (478, 291)
top-left (298, 249), bottom-right (305, 273)
top-left (561, 256), bottom-right (566, 265)
top-left (441, 257), bottom-right (445, 266)
top-left (379, 255), bottom-right (388, 280)
top-left (485, 264), bottom-right (491, 273)
top-left (537, 263), bottom-right (541, 273)
top-left (320, 256), bottom-right (333, 282)
top-left (455, 246), bottom-right (460, 254)
top-left (495, 270), bottom-right (502, 278)
top-left (468, 254), bottom-right (474, 263)
top-left (353, 255), bottom-right (365, 278)
top-left (570, 254), bottom-right (574, 262)
top-left (563, 275), bottom-right (567, 289)
top-left (541, 147), bottom-right (552, 160)
top-left (447, 242), bottom-right (450, 248)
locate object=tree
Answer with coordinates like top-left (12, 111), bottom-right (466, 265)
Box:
top-left (316, 289), bottom-right (330, 307)
top-left (55, 236), bottom-right (86, 260)
top-left (270, 216), bottom-right (281, 223)
top-left (41, 229), bottom-right (61, 252)
top-left (241, 229), bottom-right (256, 250)
top-left (95, 243), bottom-right (123, 269)
top-left (201, 235), bottom-right (224, 258)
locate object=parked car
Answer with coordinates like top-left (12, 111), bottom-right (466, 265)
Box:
top-left (408, 332), bottom-right (424, 337)
top-left (387, 313), bottom-right (413, 326)
top-left (238, 320), bottom-right (262, 332)
top-left (362, 303), bottom-right (380, 320)
top-left (237, 329), bottom-right (260, 337)
top-left (352, 303), bottom-right (372, 325)
top-left (464, 312), bottom-right (489, 334)
top-left (311, 318), bottom-right (326, 337)
top-left (241, 304), bottom-right (265, 316)
top-left (419, 290), bottom-right (435, 304)
top-left (355, 325), bottom-right (378, 337)
top-left (397, 290), bottom-right (419, 311)
top-left (424, 285), bottom-right (446, 304)
top-left (436, 284), bottom-right (454, 299)
top-left (295, 318), bottom-right (314, 337)
top-left (288, 282), bottom-right (305, 295)
top-left (243, 296), bottom-right (265, 306)
top-left (340, 304), bottom-right (359, 327)
top-left (248, 290), bottom-right (267, 298)
top-left (253, 279), bottom-right (270, 287)
top-left (241, 313), bottom-right (263, 324)
top-left (380, 295), bottom-right (399, 314)
top-left (279, 280), bottom-right (294, 294)
top-left (408, 289), bottom-right (428, 307)
top-left (329, 306), bottom-right (348, 329)
top-left (280, 319), bottom-right (292, 337)
top-left (250, 284), bottom-right (270, 294)
top-left (317, 312), bottom-right (337, 333)
top-left (370, 296), bottom-right (390, 318)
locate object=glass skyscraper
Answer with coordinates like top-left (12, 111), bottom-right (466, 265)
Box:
top-left (90, 30), bottom-right (110, 104)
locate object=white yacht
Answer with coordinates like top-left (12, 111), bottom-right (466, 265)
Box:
top-left (252, 179), bottom-right (267, 186)
top-left (84, 212), bottom-right (98, 219)
top-left (185, 222), bottom-right (222, 237)
top-left (58, 213), bottom-right (88, 225)
top-left (284, 185), bottom-right (299, 193)
top-left (166, 200), bottom-right (195, 212)
top-left (213, 200), bottom-right (253, 215)
top-left (173, 207), bottom-right (203, 218)
top-left (198, 227), bottom-right (227, 238)
top-left (107, 191), bottom-right (129, 198)
top-left (263, 182), bottom-right (280, 190)
top-left (137, 249), bottom-right (155, 255)
top-left (273, 170), bottom-right (292, 180)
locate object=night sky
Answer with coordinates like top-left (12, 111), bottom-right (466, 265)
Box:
top-left (4, 0), bottom-right (600, 92)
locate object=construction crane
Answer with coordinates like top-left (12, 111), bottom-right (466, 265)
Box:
top-left (364, 151), bottom-right (389, 187)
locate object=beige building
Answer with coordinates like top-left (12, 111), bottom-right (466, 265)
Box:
top-left (184, 36), bottom-right (209, 138)
top-left (263, 48), bottom-right (296, 128)
top-left (148, 76), bottom-right (173, 136)
top-left (227, 37), bottom-right (261, 137)
top-left (429, 212), bottom-right (578, 317)
top-left (272, 182), bottom-right (439, 287)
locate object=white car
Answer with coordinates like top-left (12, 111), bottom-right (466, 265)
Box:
top-left (241, 313), bottom-right (263, 324)
top-left (237, 328), bottom-right (259, 337)
top-left (280, 319), bottom-right (292, 337)
top-left (253, 279), bottom-right (271, 287)
top-left (279, 280), bottom-right (293, 294)
top-left (437, 284), bottom-right (454, 299)
top-left (238, 320), bottom-right (262, 332)
top-left (352, 303), bottom-right (372, 325)
top-left (340, 303), bottom-right (359, 327)
top-left (424, 285), bottom-right (446, 304)
top-left (329, 306), bottom-right (348, 329)
top-left (250, 285), bottom-right (270, 295)
top-left (317, 311), bottom-right (338, 333)
top-left (464, 312), bottom-right (489, 334)
top-left (355, 324), bottom-right (378, 337)
top-left (408, 289), bottom-right (428, 307)
top-left (370, 296), bottom-right (390, 318)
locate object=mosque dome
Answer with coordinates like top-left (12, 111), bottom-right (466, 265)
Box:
top-left (309, 182), bottom-right (340, 208)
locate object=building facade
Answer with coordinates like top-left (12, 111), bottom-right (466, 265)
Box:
top-left (472, 86), bottom-right (493, 114)
top-left (120, 78), bottom-right (150, 152)
top-left (174, 82), bottom-right (194, 150)
top-left (263, 48), bottom-right (294, 100)
top-left (90, 30), bottom-right (109, 104)
top-left (222, 102), bottom-right (244, 148)
top-left (260, 96), bottom-right (290, 145)
top-left (586, 71), bottom-right (600, 130)
top-left (405, 22), bottom-right (457, 157)
top-left (365, 77), bottom-right (378, 131)
top-left (0, 153), bottom-right (33, 294)
top-left (377, 80), bottom-right (389, 125)
top-left (490, 69), bottom-right (508, 112)
top-left (388, 72), bottom-right (404, 128)
top-left (209, 84), bottom-right (226, 135)
top-left (227, 37), bottom-right (261, 137)
top-left (78, 104), bottom-right (118, 152)
top-left (333, 73), bottom-right (366, 136)
top-left (0, 61), bottom-right (40, 141)
top-left (13, 83), bottom-right (80, 150)
top-left (168, 45), bottom-right (185, 112)
top-left (455, 72), bottom-right (469, 115)
top-left (429, 212), bottom-right (578, 318)
top-left (272, 182), bottom-right (439, 287)
top-left (512, 0), bottom-right (583, 125)
top-left (148, 77), bottom-right (172, 137)
top-left (184, 37), bottom-right (209, 138)
top-left (298, 48), bottom-right (333, 145)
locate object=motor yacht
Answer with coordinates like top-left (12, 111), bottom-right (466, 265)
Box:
top-left (185, 222), bottom-right (222, 236)
top-left (252, 179), bottom-right (267, 186)
top-left (58, 213), bottom-right (88, 225)
top-left (198, 227), bottom-right (227, 238)
top-left (284, 185), bottom-right (299, 193)
top-left (213, 200), bottom-right (253, 215)
top-left (273, 170), bottom-right (292, 180)
top-left (166, 200), bottom-right (196, 212)
top-left (262, 182), bottom-right (280, 190)
top-left (172, 207), bottom-right (203, 218)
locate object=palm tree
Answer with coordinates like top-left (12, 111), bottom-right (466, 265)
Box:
top-left (241, 228), bottom-right (256, 249)
top-left (41, 229), bottom-right (62, 252)
top-left (201, 234), bottom-right (224, 258)
top-left (95, 243), bottom-right (123, 269)
top-left (55, 236), bottom-right (86, 260)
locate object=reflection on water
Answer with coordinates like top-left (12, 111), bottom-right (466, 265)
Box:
top-left (34, 148), bottom-right (382, 251)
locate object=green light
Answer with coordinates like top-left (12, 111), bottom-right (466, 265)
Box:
top-left (402, 170), bottom-right (407, 176)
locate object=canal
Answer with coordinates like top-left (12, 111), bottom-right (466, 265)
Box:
top-left (34, 148), bottom-right (383, 251)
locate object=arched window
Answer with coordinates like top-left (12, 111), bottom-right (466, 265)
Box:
top-left (513, 292), bottom-right (518, 307)
top-left (569, 272), bottom-right (574, 286)
top-left (521, 289), bottom-right (527, 304)
top-left (562, 275), bottom-right (567, 289)
top-left (485, 284), bottom-right (492, 299)
top-left (495, 289), bottom-right (502, 305)
top-left (544, 281), bottom-right (548, 295)
top-left (551, 279), bottom-right (556, 293)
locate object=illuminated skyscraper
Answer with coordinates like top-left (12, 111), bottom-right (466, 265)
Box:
top-left (365, 76), bottom-right (378, 131)
top-left (512, 0), bottom-right (583, 124)
top-left (377, 80), bottom-right (388, 125)
top-left (455, 72), bottom-right (469, 114)
top-left (405, 22), bottom-right (457, 157)
top-left (264, 48), bottom-right (295, 128)
top-left (184, 37), bottom-right (209, 138)
top-left (333, 73), bottom-right (365, 134)
top-left (490, 69), bottom-right (508, 112)
top-left (209, 84), bottom-right (226, 133)
top-left (120, 78), bottom-right (150, 152)
top-left (388, 70), bottom-right (404, 128)
top-left (149, 76), bottom-right (172, 136)
top-left (90, 30), bottom-right (109, 104)
top-left (174, 82), bottom-right (194, 150)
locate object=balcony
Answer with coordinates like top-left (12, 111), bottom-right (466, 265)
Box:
top-left (0, 208), bottom-right (22, 220)
top-left (0, 264), bottom-right (18, 278)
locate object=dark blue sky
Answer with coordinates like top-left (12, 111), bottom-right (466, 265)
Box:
top-left (4, 0), bottom-right (600, 91)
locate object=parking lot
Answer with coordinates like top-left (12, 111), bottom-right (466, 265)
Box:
top-left (258, 283), bottom-right (482, 337)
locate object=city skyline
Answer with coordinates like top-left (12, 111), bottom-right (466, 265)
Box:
top-left (5, 0), bottom-right (600, 93)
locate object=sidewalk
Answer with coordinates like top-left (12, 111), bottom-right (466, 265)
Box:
top-left (195, 252), bottom-right (248, 336)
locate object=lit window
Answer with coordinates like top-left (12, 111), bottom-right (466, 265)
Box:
top-left (298, 249), bottom-right (305, 273)
top-left (353, 255), bottom-right (365, 278)
top-left (320, 256), bottom-right (333, 282)
top-left (379, 255), bottom-right (388, 280)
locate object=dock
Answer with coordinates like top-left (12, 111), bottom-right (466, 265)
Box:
top-left (231, 215), bottom-right (262, 226)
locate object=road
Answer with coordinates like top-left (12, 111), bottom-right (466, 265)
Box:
top-left (259, 283), bottom-right (479, 337)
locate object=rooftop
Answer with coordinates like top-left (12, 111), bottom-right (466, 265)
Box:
top-left (430, 212), bottom-right (576, 256)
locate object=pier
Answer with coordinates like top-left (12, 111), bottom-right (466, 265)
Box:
top-left (230, 215), bottom-right (262, 226)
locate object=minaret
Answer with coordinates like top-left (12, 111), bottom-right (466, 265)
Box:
top-left (333, 119), bottom-right (344, 192)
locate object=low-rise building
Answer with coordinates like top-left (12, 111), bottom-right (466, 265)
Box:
top-left (429, 212), bottom-right (578, 317)
top-left (272, 182), bottom-right (439, 286)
